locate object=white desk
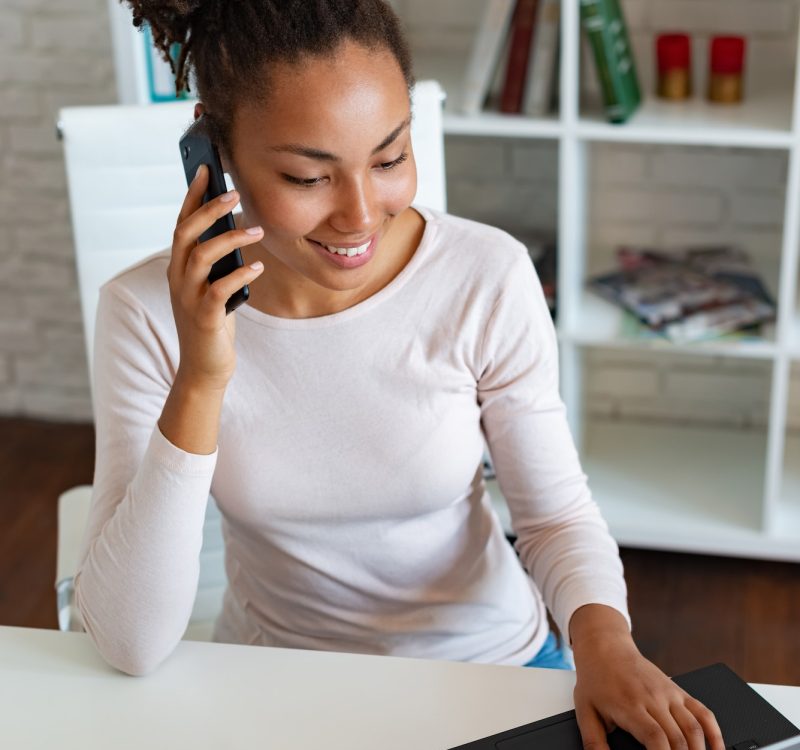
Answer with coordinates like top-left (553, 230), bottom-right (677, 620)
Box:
top-left (1, 626), bottom-right (799, 750)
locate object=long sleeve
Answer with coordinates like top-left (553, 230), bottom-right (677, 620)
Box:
top-left (477, 247), bottom-right (630, 644)
top-left (75, 279), bottom-right (217, 676)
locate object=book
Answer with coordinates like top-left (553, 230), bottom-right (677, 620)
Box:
top-left (485, 25), bottom-right (513, 111)
top-left (587, 246), bottom-right (776, 343)
top-left (579, 0), bottom-right (641, 123)
top-left (522, 0), bottom-right (560, 117)
top-left (500, 0), bottom-right (540, 114)
top-left (460, 0), bottom-right (517, 116)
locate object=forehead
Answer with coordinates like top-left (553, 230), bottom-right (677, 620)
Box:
top-left (232, 41), bottom-right (410, 156)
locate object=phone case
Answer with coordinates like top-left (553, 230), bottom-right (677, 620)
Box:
top-left (179, 117), bottom-right (249, 314)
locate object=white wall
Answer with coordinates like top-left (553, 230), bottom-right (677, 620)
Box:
top-left (0, 0), bottom-right (117, 420)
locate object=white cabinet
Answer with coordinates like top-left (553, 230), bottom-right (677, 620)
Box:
top-left (407, 0), bottom-right (800, 561)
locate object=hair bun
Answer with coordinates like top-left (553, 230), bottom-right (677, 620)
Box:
top-left (127, 0), bottom-right (203, 28)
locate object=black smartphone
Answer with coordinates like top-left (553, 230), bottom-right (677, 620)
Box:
top-left (179, 116), bottom-right (249, 314)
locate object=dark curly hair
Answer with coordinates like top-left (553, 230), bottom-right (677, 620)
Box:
top-left (124, 0), bottom-right (416, 158)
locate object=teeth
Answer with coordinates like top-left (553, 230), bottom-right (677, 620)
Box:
top-left (320, 239), bottom-right (371, 257)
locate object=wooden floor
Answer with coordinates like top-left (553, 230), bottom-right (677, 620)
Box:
top-left (2, 416), bottom-right (799, 685)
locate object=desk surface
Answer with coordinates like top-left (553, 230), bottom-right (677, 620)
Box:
top-left (1, 626), bottom-right (799, 750)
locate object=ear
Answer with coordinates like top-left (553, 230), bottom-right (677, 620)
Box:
top-left (193, 101), bottom-right (206, 121)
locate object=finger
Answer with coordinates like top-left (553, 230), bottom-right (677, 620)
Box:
top-left (201, 259), bottom-right (264, 314)
top-left (647, 708), bottom-right (688, 750)
top-left (172, 186), bottom-right (240, 277)
top-left (176, 162), bottom-right (209, 225)
top-left (622, 710), bottom-right (671, 750)
top-left (574, 702), bottom-right (611, 750)
top-left (184, 225), bottom-right (264, 289)
top-left (170, 164), bottom-right (210, 274)
top-left (684, 697), bottom-right (725, 750)
top-left (670, 703), bottom-right (706, 750)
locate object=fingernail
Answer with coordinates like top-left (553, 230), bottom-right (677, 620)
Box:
top-left (220, 190), bottom-right (238, 203)
top-left (250, 261), bottom-right (264, 271)
top-left (245, 225), bottom-right (263, 235)
top-left (193, 164), bottom-right (205, 182)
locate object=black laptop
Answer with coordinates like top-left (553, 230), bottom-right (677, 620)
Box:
top-left (450, 663), bottom-right (799, 750)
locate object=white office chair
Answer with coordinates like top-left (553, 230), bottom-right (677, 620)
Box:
top-left (56, 80), bottom-right (447, 640)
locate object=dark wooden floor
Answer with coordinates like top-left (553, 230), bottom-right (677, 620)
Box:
top-left (1, 417), bottom-right (798, 685)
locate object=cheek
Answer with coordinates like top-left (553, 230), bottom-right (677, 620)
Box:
top-left (240, 184), bottom-right (320, 238)
top-left (379, 160), bottom-right (418, 213)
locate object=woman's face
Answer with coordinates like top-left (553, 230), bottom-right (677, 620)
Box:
top-left (220, 40), bottom-right (418, 310)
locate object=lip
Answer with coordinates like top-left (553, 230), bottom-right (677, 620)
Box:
top-left (309, 233), bottom-right (378, 269)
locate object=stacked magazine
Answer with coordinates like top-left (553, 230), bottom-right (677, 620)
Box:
top-left (587, 246), bottom-right (776, 344)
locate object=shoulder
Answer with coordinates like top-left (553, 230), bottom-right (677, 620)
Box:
top-left (414, 205), bottom-right (535, 296)
top-left (92, 249), bottom-right (179, 381)
top-left (418, 206), bottom-right (531, 273)
top-left (98, 248), bottom-right (172, 324)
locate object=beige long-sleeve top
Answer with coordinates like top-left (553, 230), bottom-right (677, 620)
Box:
top-left (75, 204), bottom-right (629, 676)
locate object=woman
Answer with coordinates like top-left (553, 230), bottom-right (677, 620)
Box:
top-left (77, 2), bottom-right (724, 748)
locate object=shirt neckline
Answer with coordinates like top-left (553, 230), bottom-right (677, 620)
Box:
top-left (236, 203), bottom-right (439, 330)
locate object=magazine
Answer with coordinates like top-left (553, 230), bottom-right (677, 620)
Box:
top-left (588, 245), bottom-right (776, 343)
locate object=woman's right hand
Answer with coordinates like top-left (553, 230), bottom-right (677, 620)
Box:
top-left (167, 164), bottom-right (265, 392)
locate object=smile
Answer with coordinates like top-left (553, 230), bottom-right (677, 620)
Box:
top-left (308, 234), bottom-right (379, 269)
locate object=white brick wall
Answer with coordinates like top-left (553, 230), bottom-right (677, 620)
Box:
top-left (0, 0), bottom-right (115, 422)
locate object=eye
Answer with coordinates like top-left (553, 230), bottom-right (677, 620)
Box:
top-left (380, 151), bottom-right (409, 171)
top-left (282, 174), bottom-right (325, 188)
top-left (281, 151), bottom-right (409, 188)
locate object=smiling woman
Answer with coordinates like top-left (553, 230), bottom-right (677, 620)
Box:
top-left (75, 3), bottom-right (724, 749)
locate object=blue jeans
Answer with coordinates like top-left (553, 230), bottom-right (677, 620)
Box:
top-left (523, 632), bottom-right (574, 670)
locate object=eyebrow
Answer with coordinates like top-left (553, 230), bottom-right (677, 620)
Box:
top-left (269, 115), bottom-right (413, 162)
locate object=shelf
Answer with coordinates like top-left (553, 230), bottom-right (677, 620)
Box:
top-left (776, 433), bottom-right (800, 537)
top-left (415, 58), bottom-right (793, 147)
top-left (575, 420), bottom-right (787, 559)
top-left (578, 90), bottom-right (795, 150)
top-left (408, 1), bottom-right (800, 563)
top-left (485, 419), bottom-right (800, 560)
top-left (791, 306), bottom-right (800, 359)
top-left (443, 111), bottom-right (562, 140)
top-left (561, 292), bottom-right (779, 360)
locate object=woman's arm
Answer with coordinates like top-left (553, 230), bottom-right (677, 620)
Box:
top-left (75, 281), bottom-right (218, 676)
top-left (477, 249), bottom-right (628, 641)
top-left (477, 246), bottom-right (723, 750)
top-left (77, 171), bottom-right (264, 676)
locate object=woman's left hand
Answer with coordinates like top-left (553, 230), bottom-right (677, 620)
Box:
top-left (569, 605), bottom-right (726, 750)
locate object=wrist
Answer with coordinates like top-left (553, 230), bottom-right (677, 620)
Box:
top-left (174, 368), bottom-right (230, 396)
top-left (569, 604), bottom-right (632, 654)
top-left (159, 371), bottom-right (226, 456)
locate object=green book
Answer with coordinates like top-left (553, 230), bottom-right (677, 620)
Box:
top-left (580, 0), bottom-right (641, 123)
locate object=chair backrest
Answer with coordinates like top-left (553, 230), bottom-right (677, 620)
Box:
top-left (58, 81), bottom-right (447, 635)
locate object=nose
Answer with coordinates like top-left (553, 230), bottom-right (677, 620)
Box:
top-left (329, 174), bottom-right (378, 237)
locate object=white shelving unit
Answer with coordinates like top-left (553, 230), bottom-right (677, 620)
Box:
top-left (414, 2), bottom-right (800, 562)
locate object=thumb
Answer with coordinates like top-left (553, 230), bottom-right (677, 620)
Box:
top-left (575, 703), bottom-right (611, 750)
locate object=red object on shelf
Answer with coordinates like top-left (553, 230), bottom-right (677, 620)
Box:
top-left (656, 33), bottom-right (692, 99)
top-left (710, 36), bottom-right (746, 74)
top-left (657, 33), bottom-right (691, 71)
top-left (500, 0), bottom-right (539, 114)
top-left (708, 35), bottom-right (746, 103)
